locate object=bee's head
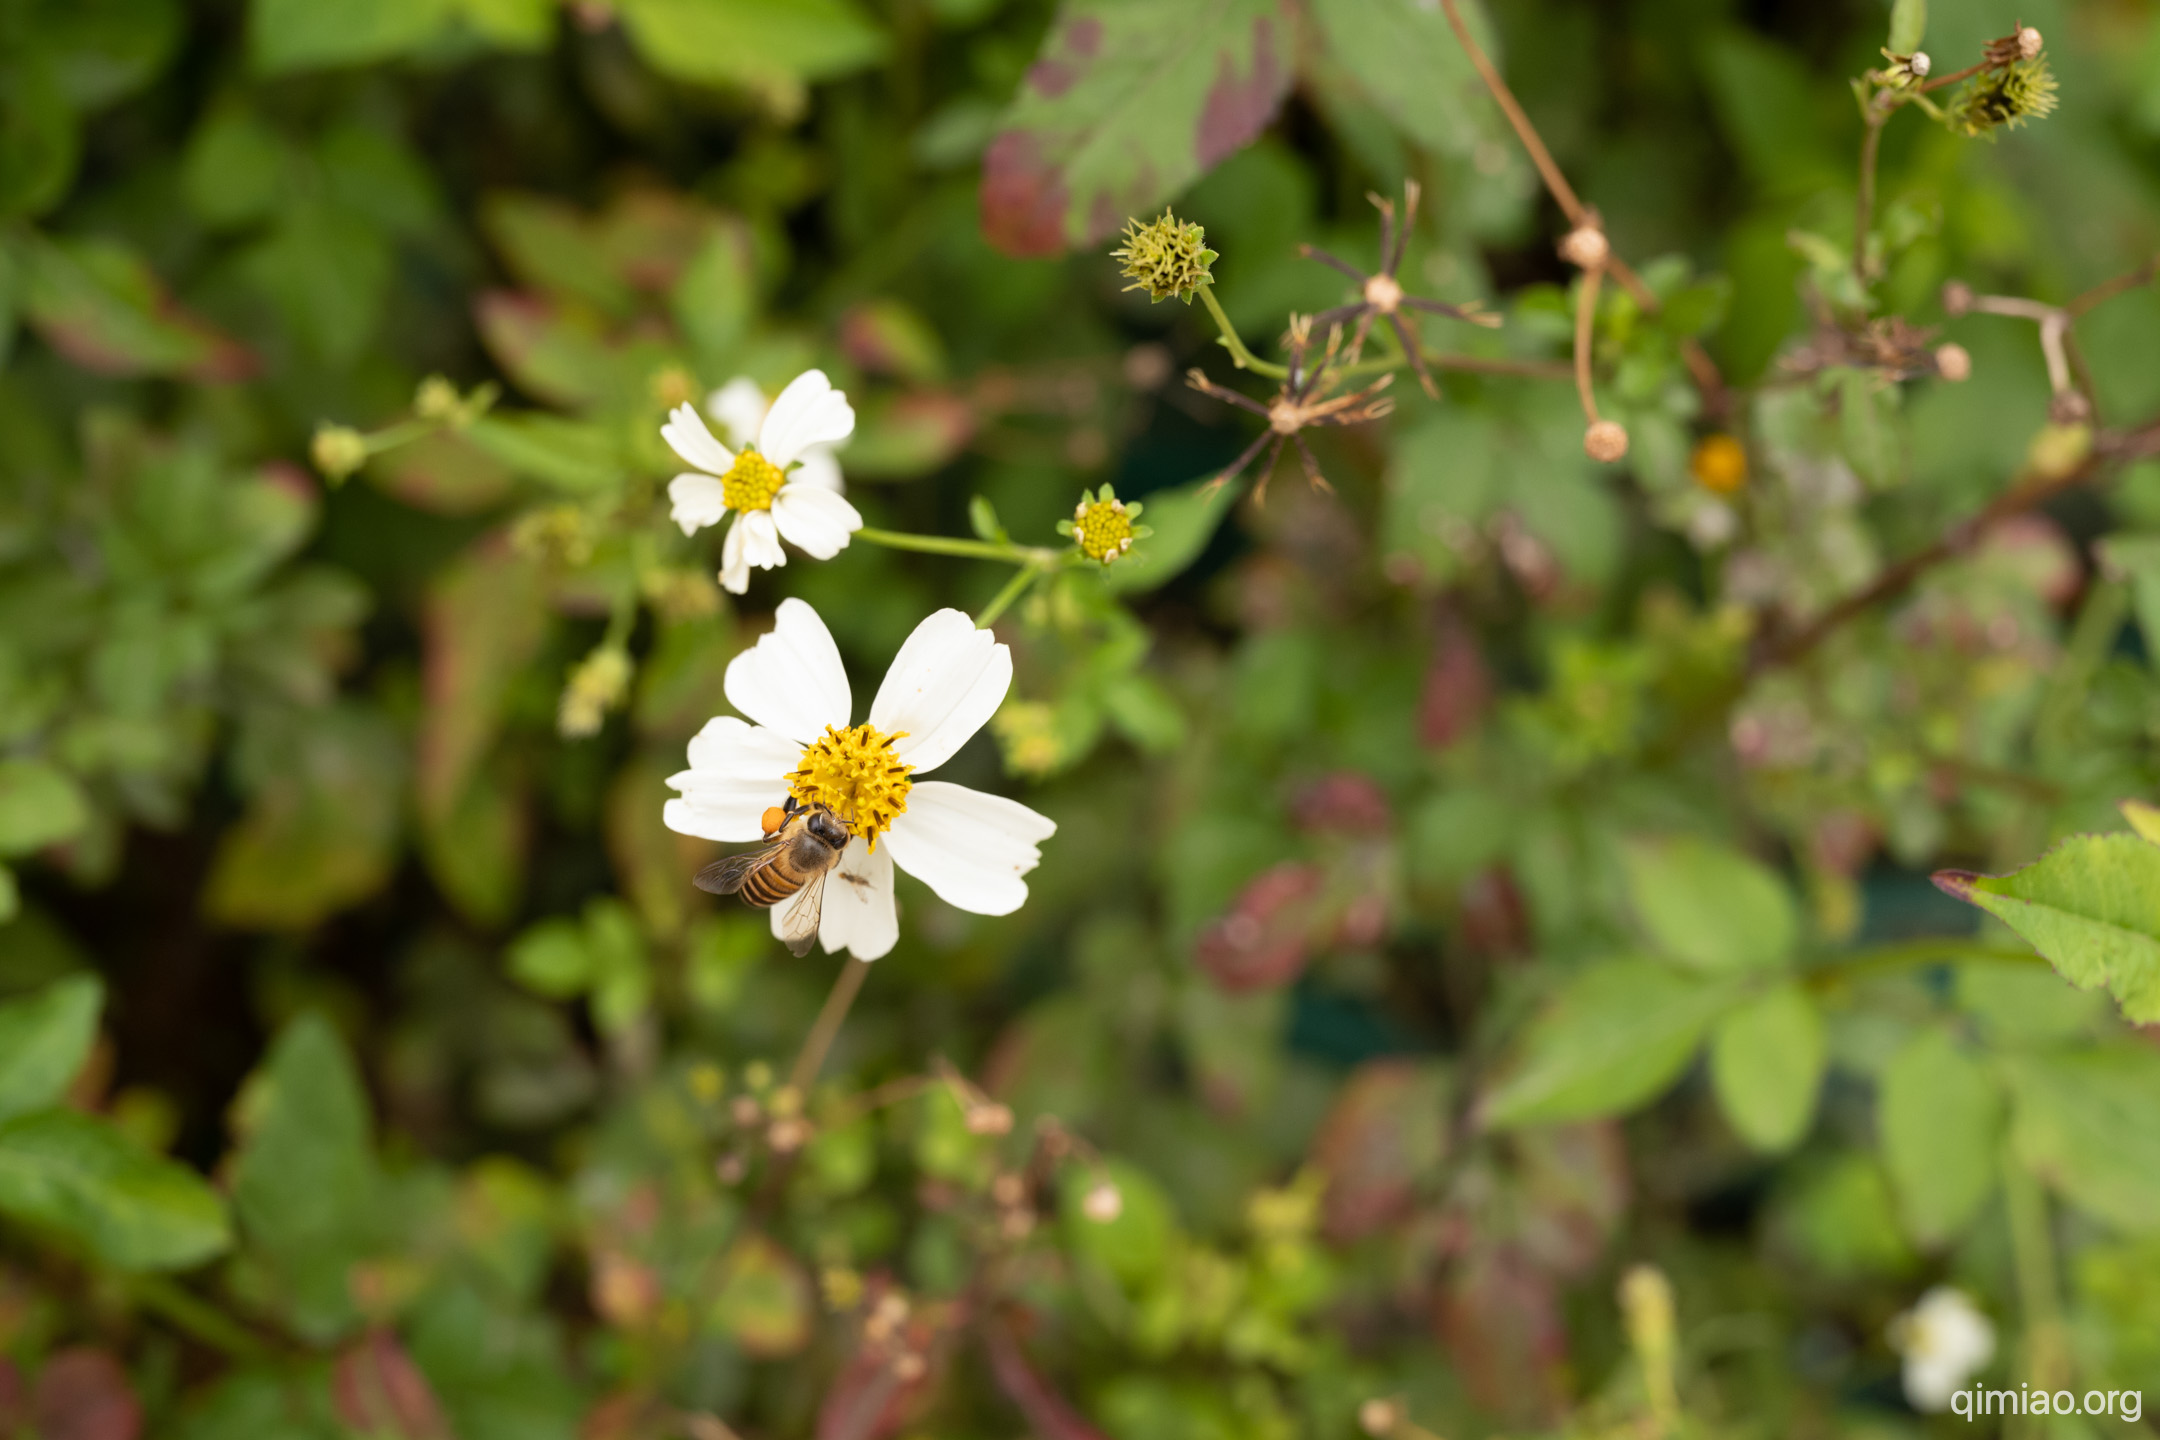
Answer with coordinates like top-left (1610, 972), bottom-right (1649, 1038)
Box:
top-left (805, 807), bottom-right (850, 850)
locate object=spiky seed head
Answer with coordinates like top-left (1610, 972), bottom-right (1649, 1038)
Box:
top-left (1110, 211), bottom-right (1218, 304)
top-left (1949, 56), bottom-right (2058, 137)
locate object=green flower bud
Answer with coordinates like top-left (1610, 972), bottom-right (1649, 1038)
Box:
top-left (1110, 211), bottom-right (1217, 304)
top-left (1057, 484), bottom-right (1151, 565)
top-left (309, 424), bottom-right (368, 484)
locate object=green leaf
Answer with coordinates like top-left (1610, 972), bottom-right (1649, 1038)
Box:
top-left (182, 107), bottom-right (294, 229)
top-left (239, 202), bottom-right (393, 365)
top-left (1888, 0), bottom-right (1926, 55)
top-left (2008, 1046), bottom-right (2160, 1234)
top-left (206, 706), bottom-right (404, 931)
top-left (1935, 834), bottom-right (2160, 1022)
top-left (0, 1109), bottom-right (230, 1270)
top-left (0, 758), bottom-right (89, 856)
top-left (448, 0), bottom-right (555, 48)
top-left (34, 0), bottom-right (185, 110)
top-left (228, 1014), bottom-right (382, 1338)
top-left (1622, 836), bottom-right (1799, 973)
top-left (417, 543), bottom-right (548, 826)
top-left (21, 233), bottom-right (250, 379)
top-left (1309, 0), bottom-right (1499, 157)
top-left (710, 1233), bottom-right (813, 1358)
top-left (0, 53), bottom-right (81, 219)
top-left (1482, 959), bottom-right (1735, 1128)
top-left (982, 0), bottom-right (1292, 255)
top-left (669, 221), bottom-right (756, 370)
top-left (1099, 475), bottom-right (1234, 595)
top-left (0, 866), bottom-right (16, 926)
top-left (617, 0), bottom-right (886, 89)
top-left (0, 973), bottom-right (102, 1122)
top-left (1100, 672), bottom-right (1187, 753)
top-left (463, 413), bottom-right (622, 493)
top-left (251, 0), bottom-right (447, 74)
top-left (1709, 983), bottom-right (1824, 1152)
top-left (1878, 1026), bottom-right (2001, 1246)
top-left (2097, 535), bottom-right (2160, 662)
top-left (1061, 1158), bottom-right (1176, 1284)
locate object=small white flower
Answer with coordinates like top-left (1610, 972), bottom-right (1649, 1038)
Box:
top-left (707, 377), bottom-right (848, 497)
top-left (663, 599), bottom-right (1056, 960)
top-left (664, 370), bottom-right (863, 595)
top-left (1889, 1286), bottom-right (1996, 1412)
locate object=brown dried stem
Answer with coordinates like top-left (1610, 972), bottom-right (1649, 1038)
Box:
top-left (1436, 0), bottom-right (1726, 414)
top-left (1573, 261), bottom-right (1606, 424)
top-left (789, 955), bottom-right (871, 1093)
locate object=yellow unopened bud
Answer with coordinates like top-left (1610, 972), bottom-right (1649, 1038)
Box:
top-left (1110, 211), bottom-right (1217, 304)
top-left (310, 425), bottom-right (368, 484)
top-left (1689, 433), bottom-right (1747, 494)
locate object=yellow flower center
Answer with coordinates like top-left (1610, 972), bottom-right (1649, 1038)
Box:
top-left (788, 723), bottom-right (913, 846)
top-left (1072, 498), bottom-right (1135, 564)
top-left (1689, 434), bottom-right (1747, 494)
top-left (720, 449), bottom-right (787, 512)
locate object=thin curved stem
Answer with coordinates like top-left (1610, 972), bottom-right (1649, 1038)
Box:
top-left (1436, 0), bottom-right (1584, 224)
top-left (975, 560), bottom-right (1045, 628)
top-left (1802, 937), bottom-right (2045, 990)
top-left (789, 955), bottom-right (871, 1093)
top-left (855, 528), bottom-right (1057, 565)
top-left (1195, 285), bottom-right (1290, 380)
top-left (1573, 262), bottom-right (1605, 423)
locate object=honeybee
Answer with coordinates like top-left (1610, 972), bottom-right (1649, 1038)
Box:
top-left (694, 798), bottom-right (850, 956)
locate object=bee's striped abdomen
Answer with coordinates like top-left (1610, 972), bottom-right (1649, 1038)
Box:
top-left (738, 860), bottom-right (803, 908)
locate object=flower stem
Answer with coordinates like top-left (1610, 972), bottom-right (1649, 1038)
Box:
top-left (974, 560), bottom-right (1045, 629)
top-left (2002, 1149), bottom-right (2070, 1437)
top-left (789, 955), bottom-right (871, 1093)
top-left (1573, 261), bottom-right (1606, 424)
top-left (1801, 937), bottom-right (2046, 990)
top-left (855, 528), bottom-right (1057, 565)
top-left (130, 1277), bottom-right (272, 1360)
top-left (1196, 285), bottom-right (1290, 380)
top-left (1854, 107), bottom-right (1888, 279)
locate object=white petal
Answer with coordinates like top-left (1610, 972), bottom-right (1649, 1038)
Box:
top-left (770, 482), bottom-right (863, 560)
top-left (685, 715), bottom-right (803, 777)
top-left (884, 780), bottom-right (1054, 917)
top-left (869, 609), bottom-right (1012, 773)
top-left (707, 377), bottom-right (768, 448)
top-left (663, 718), bottom-right (798, 841)
top-left (723, 597), bottom-right (852, 744)
top-left (668, 473), bottom-right (729, 536)
top-left (802, 836), bottom-right (897, 960)
top-left (737, 508), bottom-right (787, 572)
top-left (792, 448), bottom-right (845, 495)
top-left (719, 514), bottom-right (751, 595)
top-left (758, 369), bottom-right (856, 470)
top-left (661, 402), bottom-right (734, 475)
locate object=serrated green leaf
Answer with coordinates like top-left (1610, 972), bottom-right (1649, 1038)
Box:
top-left (1709, 982), bottom-right (1824, 1152)
top-left (1309, 0), bottom-right (1499, 157)
top-left (2008, 1046), bottom-right (2160, 1234)
top-left (0, 1109), bottom-right (230, 1270)
top-left (1483, 959), bottom-right (1735, 1128)
top-left (1888, 0), bottom-right (1926, 55)
top-left (1623, 835), bottom-right (1798, 973)
top-left (1878, 1026), bottom-right (2001, 1246)
top-left (1937, 834), bottom-right (2160, 1023)
top-left (982, 0), bottom-right (1291, 255)
top-left (617, 0), bottom-right (886, 89)
top-left (0, 973), bottom-right (102, 1122)
top-left (0, 758), bottom-right (89, 856)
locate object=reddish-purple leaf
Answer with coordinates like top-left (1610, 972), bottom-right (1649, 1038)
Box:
top-left (981, 1320), bottom-right (1111, 1440)
top-left (332, 1330), bottom-right (453, 1440)
top-left (1311, 1059), bottom-right (1452, 1242)
top-left (1433, 1246), bottom-right (1569, 1425)
top-left (32, 1350), bottom-right (141, 1440)
top-left (1193, 861), bottom-right (1323, 992)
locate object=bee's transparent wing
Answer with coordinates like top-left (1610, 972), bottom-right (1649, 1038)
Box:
top-left (776, 870), bottom-right (829, 957)
top-left (694, 843), bottom-right (775, 896)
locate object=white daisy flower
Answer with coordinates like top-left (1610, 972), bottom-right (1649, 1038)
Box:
top-left (707, 376), bottom-right (847, 497)
top-left (1889, 1286), bottom-right (1996, 1412)
top-left (664, 370), bottom-right (863, 595)
top-left (663, 599), bottom-right (1055, 960)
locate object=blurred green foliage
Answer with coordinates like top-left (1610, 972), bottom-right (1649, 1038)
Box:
top-left (7, 0), bottom-right (2160, 1436)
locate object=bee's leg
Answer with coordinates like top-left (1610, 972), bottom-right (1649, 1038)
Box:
top-left (783, 794), bottom-right (800, 815)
